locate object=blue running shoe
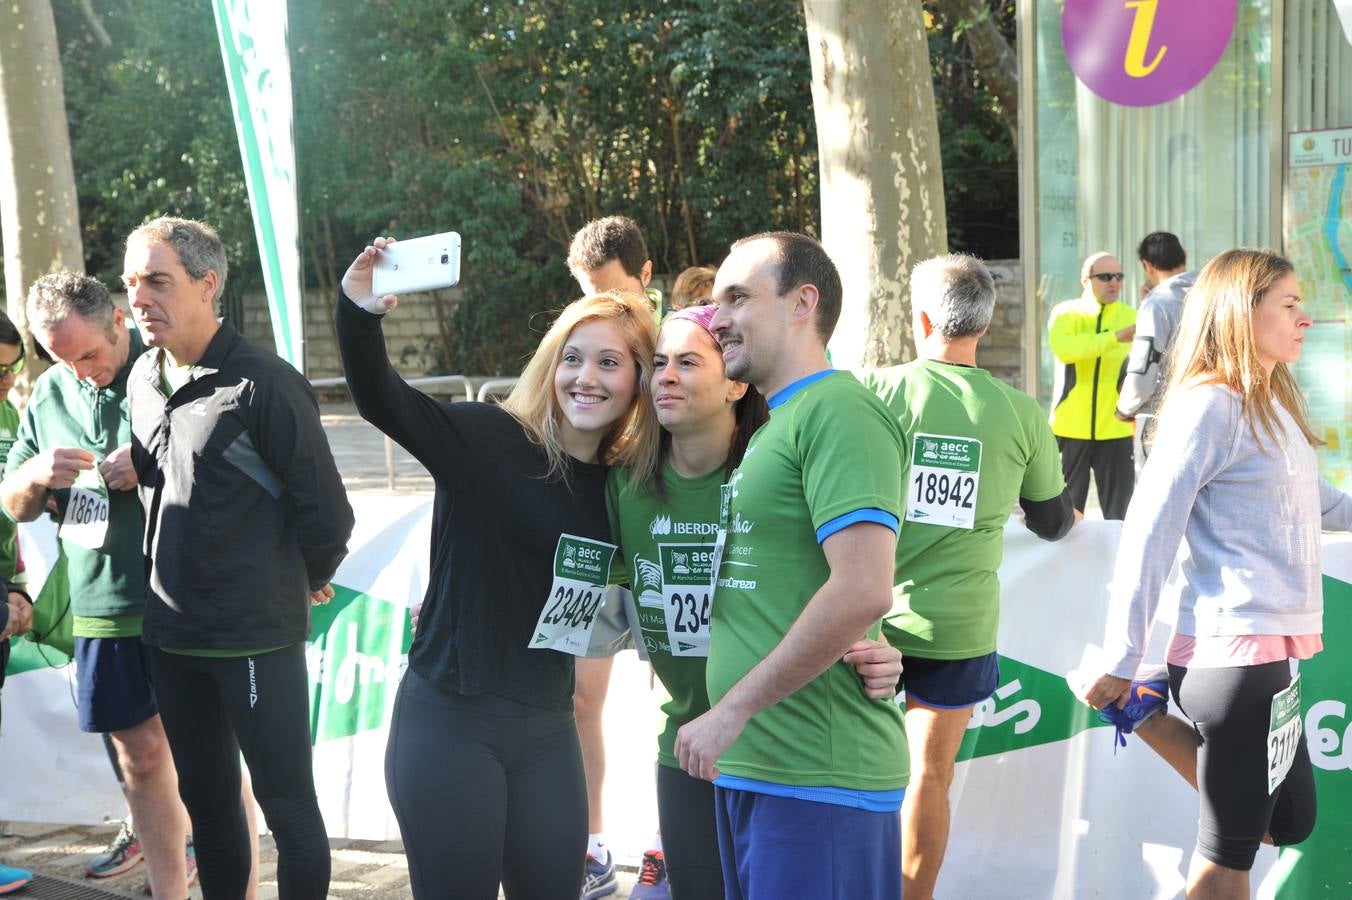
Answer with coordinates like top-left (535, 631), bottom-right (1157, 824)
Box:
top-left (580, 851), bottom-right (618, 900)
top-left (1098, 677), bottom-right (1169, 748)
top-left (0, 864), bottom-right (31, 895)
top-left (628, 850), bottom-right (670, 899)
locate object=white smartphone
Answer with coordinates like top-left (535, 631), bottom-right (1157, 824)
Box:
top-left (373, 232), bottom-right (462, 295)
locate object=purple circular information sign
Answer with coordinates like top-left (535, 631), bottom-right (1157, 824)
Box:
top-left (1062, 0), bottom-right (1237, 107)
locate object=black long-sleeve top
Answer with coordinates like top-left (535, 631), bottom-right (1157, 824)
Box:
top-left (336, 293), bottom-right (611, 711)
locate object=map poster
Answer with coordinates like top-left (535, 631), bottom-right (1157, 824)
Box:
top-left (1286, 127), bottom-right (1352, 490)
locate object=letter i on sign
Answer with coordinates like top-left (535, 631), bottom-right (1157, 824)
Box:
top-left (1123, 1), bottom-right (1166, 77)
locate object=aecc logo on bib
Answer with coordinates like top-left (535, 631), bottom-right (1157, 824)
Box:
top-left (1061, 0), bottom-right (1236, 107)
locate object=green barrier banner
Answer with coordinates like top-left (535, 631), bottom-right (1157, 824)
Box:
top-left (212, 0), bottom-right (304, 370)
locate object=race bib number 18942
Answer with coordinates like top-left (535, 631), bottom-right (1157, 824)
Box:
top-left (907, 433), bottom-right (982, 530)
top-left (529, 534), bottom-right (617, 656)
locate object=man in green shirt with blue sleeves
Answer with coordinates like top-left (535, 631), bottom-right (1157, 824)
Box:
top-left (1, 271), bottom-right (191, 899)
top-left (674, 232), bottom-right (908, 899)
top-left (861, 254), bottom-right (1078, 900)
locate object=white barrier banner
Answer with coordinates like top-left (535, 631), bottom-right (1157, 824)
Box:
top-left (3, 505), bottom-right (1349, 895)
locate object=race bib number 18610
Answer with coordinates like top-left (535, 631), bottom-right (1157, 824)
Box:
top-left (906, 433), bottom-right (982, 530)
top-left (529, 534), bottom-right (617, 656)
top-left (60, 466), bottom-right (111, 552)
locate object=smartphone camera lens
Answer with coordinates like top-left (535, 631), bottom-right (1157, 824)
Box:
top-left (440, 253), bottom-right (450, 264)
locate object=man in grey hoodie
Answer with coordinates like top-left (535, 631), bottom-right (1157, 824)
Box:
top-left (1116, 231), bottom-right (1196, 467)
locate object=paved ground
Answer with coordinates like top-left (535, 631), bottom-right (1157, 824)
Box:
top-left (0, 400), bottom-right (643, 898)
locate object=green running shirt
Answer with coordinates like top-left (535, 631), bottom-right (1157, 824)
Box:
top-left (706, 371), bottom-right (909, 792)
top-left (862, 360), bottom-right (1065, 659)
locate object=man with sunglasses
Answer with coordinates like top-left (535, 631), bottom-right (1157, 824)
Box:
top-left (1046, 252), bottom-right (1137, 519)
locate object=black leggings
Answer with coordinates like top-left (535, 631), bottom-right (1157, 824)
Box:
top-left (656, 763), bottom-right (725, 900)
top-left (149, 644), bottom-right (329, 899)
top-left (1170, 661), bottom-right (1317, 870)
top-left (385, 669), bottom-right (587, 899)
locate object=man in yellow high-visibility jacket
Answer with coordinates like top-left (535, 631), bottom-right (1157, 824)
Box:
top-left (1047, 252), bottom-right (1137, 519)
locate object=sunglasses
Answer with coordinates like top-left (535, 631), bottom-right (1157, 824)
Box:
top-left (0, 346), bottom-right (24, 378)
top-left (1090, 273), bottom-right (1125, 283)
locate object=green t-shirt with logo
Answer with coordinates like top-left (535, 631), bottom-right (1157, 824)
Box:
top-left (861, 360), bottom-right (1066, 659)
top-left (606, 461), bottom-right (722, 769)
top-left (0, 400), bottom-right (21, 581)
top-left (706, 371), bottom-right (909, 792)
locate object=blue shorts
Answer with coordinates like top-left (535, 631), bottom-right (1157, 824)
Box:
top-left (715, 786), bottom-right (902, 899)
top-left (74, 636), bottom-right (158, 734)
top-left (901, 651), bottom-right (999, 709)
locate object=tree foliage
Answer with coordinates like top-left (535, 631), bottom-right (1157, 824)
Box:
top-left (47, 0), bottom-right (1015, 374)
top-left (925, 0), bottom-right (1019, 259)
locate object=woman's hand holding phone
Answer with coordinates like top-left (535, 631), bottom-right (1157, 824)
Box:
top-left (341, 236), bottom-right (400, 316)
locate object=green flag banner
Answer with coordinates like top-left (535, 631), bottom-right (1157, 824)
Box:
top-left (212, 0), bottom-right (304, 370)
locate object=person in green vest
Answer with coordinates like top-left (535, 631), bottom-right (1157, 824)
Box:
top-left (860, 254), bottom-right (1079, 900)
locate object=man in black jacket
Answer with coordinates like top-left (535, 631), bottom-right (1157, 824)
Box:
top-left (124, 216), bottom-right (354, 900)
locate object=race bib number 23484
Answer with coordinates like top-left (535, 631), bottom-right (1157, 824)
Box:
top-left (529, 534), bottom-right (617, 656)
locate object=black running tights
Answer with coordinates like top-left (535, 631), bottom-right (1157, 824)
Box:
top-left (150, 644), bottom-right (330, 899)
top-left (1170, 661), bottom-right (1317, 871)
top-left (657, 762), bottom-right (725, 899)
top-left (385, 669), bottom-right (587, 899)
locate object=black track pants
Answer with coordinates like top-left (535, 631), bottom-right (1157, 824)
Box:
top-left (385, 669), bottom-right (587, 899)
top-left (657, 762), bottom-right (725, 900)
top-left (1170, 661), bottom-right (1317, 870)
top-left (149, 644), bottom-right (329, 899)
top-left (1057, 436), bottom-right (1134, 520)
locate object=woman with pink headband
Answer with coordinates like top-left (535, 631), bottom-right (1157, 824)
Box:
top-left (605, 304), bottom-right (901, 898)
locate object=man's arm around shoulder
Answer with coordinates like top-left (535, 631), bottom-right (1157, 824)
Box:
top-left (674, 521), bottom-right (897, 781)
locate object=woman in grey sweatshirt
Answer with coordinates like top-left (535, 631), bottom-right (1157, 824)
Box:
top-left (1082, 249), bottom-right (1352, 899)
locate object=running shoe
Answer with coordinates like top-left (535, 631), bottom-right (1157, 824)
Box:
top-left (580, 851), bottom-right (619, 899)
top-left (628, 849), bottom-right (670, 899)
top-left (141, 834), bottom-right (198, 896)
top-left (86, 820), bottom-right (143, 877)
top-left (0, 865), bottom-right (31, 895)
top-left (1098, 676), bottom-right (1169, 747)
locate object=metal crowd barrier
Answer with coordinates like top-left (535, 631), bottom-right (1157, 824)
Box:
top-left (311, 374), bottom-right (517, 490)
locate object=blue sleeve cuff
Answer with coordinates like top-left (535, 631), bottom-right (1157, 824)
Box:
top-left (816, 508), bottom-right (899, 544)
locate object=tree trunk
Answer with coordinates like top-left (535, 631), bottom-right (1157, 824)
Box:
top-left (0, 0), bottom-right (83, 391)
top-left (803, 0), bottom-right (947, 370)
top-left (934, 0), bottom-right (1019, 142)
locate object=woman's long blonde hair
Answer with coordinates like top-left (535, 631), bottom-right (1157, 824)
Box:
top-left (1157, 248), bottom-right (1318, 449)
top-left (500, 291), bottom-right (660, 483)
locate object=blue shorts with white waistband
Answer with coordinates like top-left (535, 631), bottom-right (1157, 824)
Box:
top-left (714, 785), bottom-right (902, 900)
